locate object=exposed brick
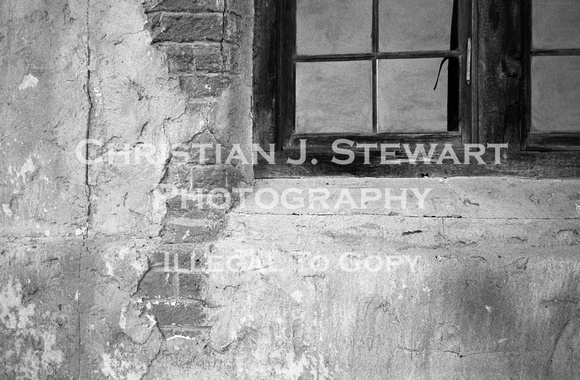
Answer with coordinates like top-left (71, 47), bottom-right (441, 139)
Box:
top-left (164, 164), bottom-right (245, 191)
top-left (179, 74), bottom-right (230, 97)
top-left (165, 43), bottom-right (226, 74)
top-left (221, 43), bottom-right (240, 74)
top-left (192, 44), bottom-right (225, 72)
top-left (160, 216), bottom-right (224, 243)
top-left (137, 271), bottom-right (176, 299)
top-left (151, 247), bottom-right (191, 269)
top-left (150, 250), bottom-right (190, 270)
top-left (159, 326), bottom-right (210, 340)
top-left (165, 44), bottom-right (196, 74)
top-left (166, 200), bottom-right (228, 218)
top-left (144, 0), bottom-right (224, 13)
top-left (150, 245), bottom-right (209, 271)
top-left (171, 130), bottom-right (222, 165)
top-left (148, 301), bottom-right (205, 327)
top-left (223, 12), bottom-right (242, 44)
top-left (149, 13), bottom-right (224, 43)
top-left (189, 165), bottom-right (246, 189)
top-left (150, 250), bottom-right (171, 269)
top-left (179, 273), bottom-right (204, 298)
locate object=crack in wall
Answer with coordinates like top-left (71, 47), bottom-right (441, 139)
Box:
top-left (546, 316), bottom-right (577, 378)
top-left (84, 1), bottom-right (94, 227)
top-left (77, 0), bottom-right (94, 378)
top-left (140, 343), bottom-right (164, 379)
top-left (220, 0), bottom-right (228, 70)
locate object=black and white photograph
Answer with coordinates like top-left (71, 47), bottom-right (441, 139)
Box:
top-left (1, 0), bottom-right (580, 378)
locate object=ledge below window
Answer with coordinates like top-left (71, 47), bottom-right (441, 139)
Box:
top-left (254, 150), bottom-right (580, 179)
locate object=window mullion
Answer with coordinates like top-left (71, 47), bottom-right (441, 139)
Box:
top-left (372, 0), bottom-right (379, 133)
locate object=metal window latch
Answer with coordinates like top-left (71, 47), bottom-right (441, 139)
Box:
top-left (467, 37), bottom-right (472, 85)
top-left (433, 37), bottom-right (473, 90)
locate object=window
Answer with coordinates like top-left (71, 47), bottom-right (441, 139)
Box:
top-left (277, 0), bottom-right (473, 149)
top-left (252, 0), bottom-right (580, 177)
top-left (522, 0), bottom-right (580, 151)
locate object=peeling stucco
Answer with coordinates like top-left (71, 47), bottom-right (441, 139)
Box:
top-left (0, 276), bottom-right (65, 379)
top-left (2, 0), bottom-right (580, 379)
top-left (18, 74), bottom-right (39, 91)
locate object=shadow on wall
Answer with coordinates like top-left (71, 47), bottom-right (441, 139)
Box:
top-left (544, 272), bottom-right (580, 380)
top-left (343, 255), bottom-right (580, 379)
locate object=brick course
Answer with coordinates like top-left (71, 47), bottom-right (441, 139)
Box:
top-left (148, 13), bottom-right (224, 43)
top-left (144, 0), bottom-right (225, 13)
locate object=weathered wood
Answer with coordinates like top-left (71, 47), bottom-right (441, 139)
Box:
top-left (277, 0), bottom-right (472, 148)
top-left (253, 0), bottom-right (277, 148)
top-left (527, 134), bottom-right (580, 151)
top-left (254, 150), bottom-right (580, 178)
top-left (478, 0), bottom-right (522, 147)
top-left (266, 0), bottom-right (580, 168)
top-left (372, 0), bottom-right (379, 133)
top-left (289, 132), bottom-right (462, 147)
top-left (531, 49), bottom-right (580, 56)
top-left (522, 1), bottom-right (580, 150)
top-left (276, 0), bottom-right (296, 149)
top-left (294, 50), bottom-right (461, 62)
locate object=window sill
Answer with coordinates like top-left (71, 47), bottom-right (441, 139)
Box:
top-left (254, 150), bottom-right (580, 179)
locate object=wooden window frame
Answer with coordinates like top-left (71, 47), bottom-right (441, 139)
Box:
top-left (253, 0), bottom-right (580, 178)
top-left (521, 0), bottom-right (580, 151)
top-left (276, 0), bottom-right (475, 150)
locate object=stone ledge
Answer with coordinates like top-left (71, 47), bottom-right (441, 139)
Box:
top-left (233, 177), bottom-right (580, 219)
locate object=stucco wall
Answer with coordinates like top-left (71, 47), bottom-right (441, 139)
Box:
top-left (1, 1), bottom-right (579, 379)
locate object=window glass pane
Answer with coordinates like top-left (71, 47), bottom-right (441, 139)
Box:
top-left (378, 58), bottom-right (449, 132)
top-left (296, 0), bottom-right (373, 55)
top-left (531, 56), bottom-right (580, 133)
top-left (379, 0), bottom-right (455, 52)
top-left (296, 61), bottom-right (373, 134)
top-left (533, 0), bottom-right (580, 50)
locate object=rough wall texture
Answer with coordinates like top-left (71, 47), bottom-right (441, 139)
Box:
top-left (1, 0), bottom-right (253, 378)
top-left (213, 178), bottom-right (580, 379)
top-left (1, 1), bottom-right (580, 380)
